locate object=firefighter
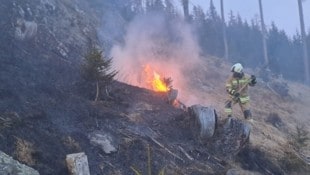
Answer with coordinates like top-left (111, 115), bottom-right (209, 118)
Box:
top-left (224, 63), bottom-right (257, 119)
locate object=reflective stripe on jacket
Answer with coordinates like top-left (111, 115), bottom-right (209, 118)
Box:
top-left (226, 74), bottom-right (251, 103)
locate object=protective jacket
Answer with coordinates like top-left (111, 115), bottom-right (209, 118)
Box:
top-left (225, 73), bottom-right (254, 103)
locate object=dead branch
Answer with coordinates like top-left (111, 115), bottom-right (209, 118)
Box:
top-left (209, 155), bottom-right (225, 168)
top-left (149, 136), bottom-right (184, 162)
top-left (178, 146), bottom-right (194, 161)
top-left (187, 165), bottom-right (214, 174)
top-left (254, 161), bottom-right (274, 175)
top-left (130, 166), bottom-right (142, 175)
top-left (195, 148), bottom-right (225, 169)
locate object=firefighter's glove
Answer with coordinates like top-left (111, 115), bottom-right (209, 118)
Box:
top-left (250, 75), bottom-right (257, 85)
top-left (233, 92), bottom-right (240, 98)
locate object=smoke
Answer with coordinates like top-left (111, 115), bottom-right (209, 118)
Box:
top-left (110, 12), bottom-right (204, 105)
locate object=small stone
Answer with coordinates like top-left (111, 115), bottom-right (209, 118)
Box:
top-left (88, 132), bottom-right (117, 154)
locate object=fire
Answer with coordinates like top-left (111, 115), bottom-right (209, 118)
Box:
top-left (143, 64), bottom-right (170, 92)
top-left (153, 71), bottom-right (169, 92)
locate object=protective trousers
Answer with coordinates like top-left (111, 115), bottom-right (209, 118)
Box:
top-left (224, 98), bottom-right (252, 119)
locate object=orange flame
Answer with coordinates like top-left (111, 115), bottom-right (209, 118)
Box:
top-left (143, 64), bottom-right (169, 92)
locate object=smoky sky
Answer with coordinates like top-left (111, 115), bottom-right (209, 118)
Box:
top-left (109, 12), bottom-right (205, 105)
top-left (190, 0), bottom-right (310, 36)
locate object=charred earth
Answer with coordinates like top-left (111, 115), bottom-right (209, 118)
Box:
top-left (1, 0), bottom-right (310, 175)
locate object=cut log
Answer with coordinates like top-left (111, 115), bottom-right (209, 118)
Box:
top-left (66, 152), bottom-right (90, 175)
top-left (189, 105), bottom-right (217, 141)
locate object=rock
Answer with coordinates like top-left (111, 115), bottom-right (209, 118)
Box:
top-left (189, 105), bottom-right (217, 140)
top-left (15, 19), bottom-right (38, 40)
top-left (88, 131), bottom-right (117, 154)
top-left (0, 151), bottom-right (39, 175)
top-left (66, 152), bottom-right (90, 175)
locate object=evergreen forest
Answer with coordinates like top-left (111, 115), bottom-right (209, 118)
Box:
top-left (91, 0), bottom-right (310, 82)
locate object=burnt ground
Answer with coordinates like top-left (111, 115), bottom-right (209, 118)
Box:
top-left (1, 0), bottom-right (309, 174)
top-left (0, 79), bottom-right (297, 175)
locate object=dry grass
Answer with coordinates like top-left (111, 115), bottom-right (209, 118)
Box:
top-left (14, 137), bottom-right (36, 166)
top-left (290, 124), bottom-right (309, 151)
top-left (279, 150), bottom-right (310, 173)
top-left (187, 58), bottom-right (310, 172)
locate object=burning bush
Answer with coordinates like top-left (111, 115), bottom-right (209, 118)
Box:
top-left (142, 64), bottom-right (172, 92)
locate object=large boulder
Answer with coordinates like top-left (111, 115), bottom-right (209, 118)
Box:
top-left (0, 151), bottom-right (39, 175)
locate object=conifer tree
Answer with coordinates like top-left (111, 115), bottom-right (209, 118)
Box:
top-left (81, 48), bottom-right (118, 101)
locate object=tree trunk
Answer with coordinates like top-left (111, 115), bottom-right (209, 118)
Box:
top-left (220, 0), bottom-right (228, 60)
top-left (297, 0), bottom-right (310, 84)
top-left (258, 0), bottom-right (269, 67)
top-left (182, 0), bottom-right (189, 21)
top-left (95, 81), bottom-right (99, 102)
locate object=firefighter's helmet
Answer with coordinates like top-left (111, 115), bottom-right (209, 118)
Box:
top-left (231, 63), bottom-right (243, 73)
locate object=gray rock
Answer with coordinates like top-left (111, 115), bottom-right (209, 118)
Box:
top-left (66, 152), bottom-right (90, 175)
top-left (15, 19), bottom-right (38, 40)
top-left (0, 151), bottom-right (39, 175)
top-left (88, 131), bottom-right (117, 154)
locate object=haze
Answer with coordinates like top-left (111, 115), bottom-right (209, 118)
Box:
top-left (190, 0), bottom-right (310, 36)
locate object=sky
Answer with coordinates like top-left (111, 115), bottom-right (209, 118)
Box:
top-left (187, 0), bottom-right (310, 37)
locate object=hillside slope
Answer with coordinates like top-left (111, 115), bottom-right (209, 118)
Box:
top-left (1, 55), bottom-right (310, 175)
top-left (181, 56), bottom-right (310, 174)
top-left (1, 1), bottom-right (310, 175)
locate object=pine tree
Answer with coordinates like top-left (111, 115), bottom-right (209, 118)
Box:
top-left (81, 48), bottom-right (118, 101)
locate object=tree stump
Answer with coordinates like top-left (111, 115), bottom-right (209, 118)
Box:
top-left (167, 88), bottom-right (178, 104)
top-left (211, 118), bottom-right (251, 157)
top-left (66, 152), bottom-right (90, 175)
top-left (189, 105), bottom-right (217, 141)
